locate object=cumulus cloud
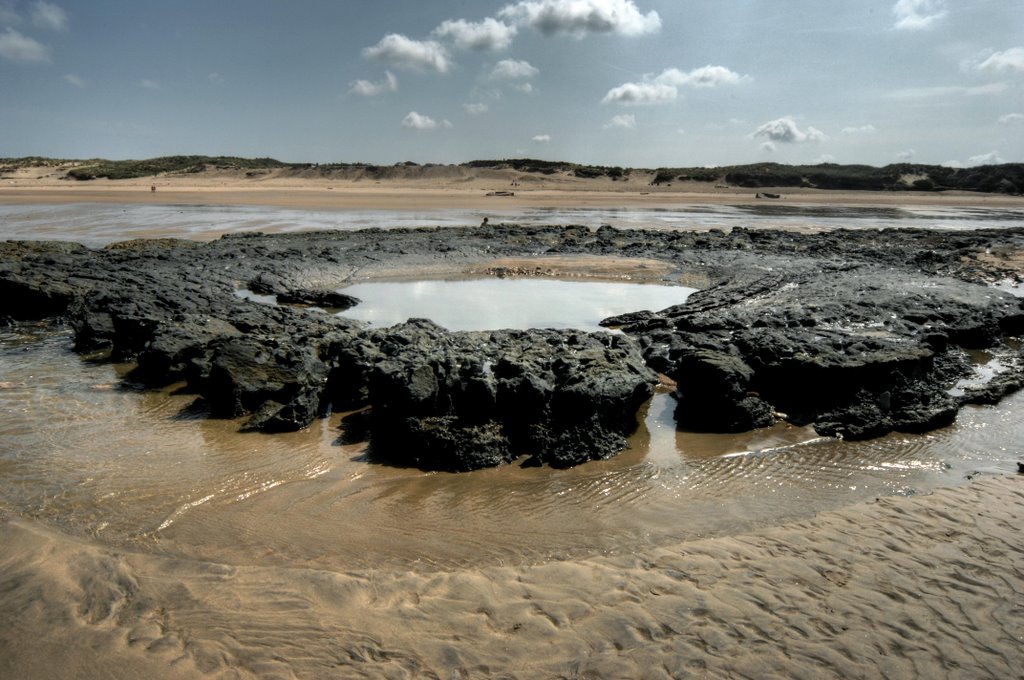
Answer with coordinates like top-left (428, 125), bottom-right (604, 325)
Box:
top-left (498, 0), bottom-right (660, 37)
top-left (760, 142), bottom-right (776, 153)
top-left (813, 154), bottom-right (837, 164)
top-left (463, 102), bottom-right (489, 115)
top-left (892, 0), bottom-right (946, 30)
top-left (966, 151), bottom-right (1006, 165)
top-left (602, 81), bottom-right (676, 105)
top-left (533, 134), bottom-right (551, 143)
top-left (752, 117), bottom-right (826, 143)
top-left (656, 65), bottom-right (748, 88)
top-left (603, 113), bottom-right (636, 129)
top-left (0, 27), bottom-right (49, 62)
top-left (139, 78), bottom-right (160, 90)
top-left (974, 47), bottom-right (1024, 74)
top-left (363, 34), bottom-right (452, 73)
top-left (602, 65), bottom-right (748, 105)
top-left (401, 111), bottom-right (451, 130)
top-left (896, 149), bottom-right (916, 161)
top-left (841, 124), bottom-right (877, 134)
top-left (31, 1), bottom-right (67, 31)
top-left (998, 112), bottom-right (1024, 124)
top-left (489, 58), bottom-right (539, 80)
top-left (349, 71), bottom-right (398, 97)
top-left (62, 73), bottom-right (85, 87)
top-left (434, 18), bottom-right (516, 51)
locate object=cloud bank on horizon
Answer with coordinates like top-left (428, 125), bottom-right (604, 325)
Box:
top-left (0, 0), bottom-right (1021, 167)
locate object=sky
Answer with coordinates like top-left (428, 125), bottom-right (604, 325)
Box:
top-left (0, 0), bottom-right (1022, 167)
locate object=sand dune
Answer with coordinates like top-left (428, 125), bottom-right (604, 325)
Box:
top-left (2, 474), bottom-right (1021, 679)
top-left (3, 165), bottom-right (1024, 212)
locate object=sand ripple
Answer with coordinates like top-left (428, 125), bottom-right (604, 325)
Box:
top-left (2, 475), bottom-right (1021, 678)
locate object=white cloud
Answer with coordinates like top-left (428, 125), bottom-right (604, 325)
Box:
top-left (513, 82), bottom-right (534, 93)
top-left (0, 27), bottom-right (49, 62)
top-left (533, 134), bottom-right (551, 143)
top-left (813, 154), bottom-right (837, 163)
top-left (62, 73), bottom-right (85, 87)
top-left (402, 111), bottom-right (450, 130)
top-left (841, 124), bottom-right (877, 134)
top-left (974, 47), bottom-right (1024, 74)
top-left (139, 78), bottom-right (160, 90)
top-left (602, 65), bottom-right (747, 106)
top-left (942, 154), bottom-right (1004, 168)
top-left (602, 81), bottom-right (676, 105)
top-left (463, 102), bottom-right (489, 115)
top-left (892, 0), bottom-right (946, 30)
top-left (896, 149), bottom-right (915, 161)
top-left (760, 141), bottom-right (776, 153)
top-left (998, 112), bottom-right (1024, 124)
top-left (967, 151), bottom-right (1005, 165)
top-left (434, 18), bottom-right (516, 51)
top-left (349, 71), bottom-right (398, 97)
top-left (752, 117), bottom-right (826, 143)
top-left (603, 113), bottom-right (636, 129)
top-left (499, 0), bottom-right (660, 37)
top-left (363, 34), bottom-right (452, 73)
top-left (31, 1), bottom-right (67, 31)
top-left (490, 58), bottom-right (538, 80)
top-left (656, 65), bottom-right (748, 88)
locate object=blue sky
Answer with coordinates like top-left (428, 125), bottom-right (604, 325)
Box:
top-left (0, 0), bottom-right (1021, 167)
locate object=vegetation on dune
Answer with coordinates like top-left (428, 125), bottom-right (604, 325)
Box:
top-left (60, 156), bottom-right (289, 180)
top-left (1, 155), bottom-right (1021, 195)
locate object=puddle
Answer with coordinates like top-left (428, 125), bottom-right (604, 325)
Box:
top-left (336, 278), bottom-right (696, 331)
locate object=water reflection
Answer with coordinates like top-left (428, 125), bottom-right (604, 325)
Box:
top-left (338, 279), bottom-right (696, 331)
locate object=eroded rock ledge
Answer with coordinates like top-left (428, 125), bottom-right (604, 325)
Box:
top-left (2, 224), bottom-right (1023, 469)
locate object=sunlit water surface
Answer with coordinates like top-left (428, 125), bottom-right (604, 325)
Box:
top-left (2, 202), bottom-right (1023, 246)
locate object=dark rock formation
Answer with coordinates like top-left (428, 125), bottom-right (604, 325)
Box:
top-left (2, 224), bottom-right (1023, 469)
top-left (364, 319), bottom-right (657, 470)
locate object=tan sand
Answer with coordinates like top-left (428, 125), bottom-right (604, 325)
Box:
top-left (1, 474), bottom-right (1021, 678)
top-left (2, 166), bottom-right (1024, 211)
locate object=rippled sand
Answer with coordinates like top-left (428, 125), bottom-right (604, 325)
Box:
top-left (2, 476), bottom-right (1021, 679)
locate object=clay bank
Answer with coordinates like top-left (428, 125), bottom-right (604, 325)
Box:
top-left (2, 224), bottom-right (1023, 471)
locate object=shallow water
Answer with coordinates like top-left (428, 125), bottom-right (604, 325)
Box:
top-left (2, 320), bottom-right (1020, 574)
top-left (2, 202), bottom-right (1023, 246)
top-left (337, 279), bottom-right (697, 331)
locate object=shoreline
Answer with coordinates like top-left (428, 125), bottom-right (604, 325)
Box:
top-left (3, 176), bottom-right (1024, 212)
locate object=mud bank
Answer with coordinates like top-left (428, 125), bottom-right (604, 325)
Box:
top-left (2, 224), bottom-right (1024, 469)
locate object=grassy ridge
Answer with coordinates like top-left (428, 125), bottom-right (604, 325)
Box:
top-left (1, 155), bottom-right (1021, 194)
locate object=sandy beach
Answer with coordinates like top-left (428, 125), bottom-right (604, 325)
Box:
top-left (2, 170), bottom-right (1023, 678)
top-left (3, 166), bottom-right (1024, 213)
top-left (1, 474), bottom-right (1021, 679)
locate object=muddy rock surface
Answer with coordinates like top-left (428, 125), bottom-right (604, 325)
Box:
top-left (2, 224), bottom-right (1023, 468)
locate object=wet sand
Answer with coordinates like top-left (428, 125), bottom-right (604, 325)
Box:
top-left (2, 475), bottom-right (1021, 679)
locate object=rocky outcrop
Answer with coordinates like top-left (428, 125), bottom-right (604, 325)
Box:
top-left (2, 225), bottom-right (1023, 469)
top-left (365, 319), bottom-right (657, 470)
